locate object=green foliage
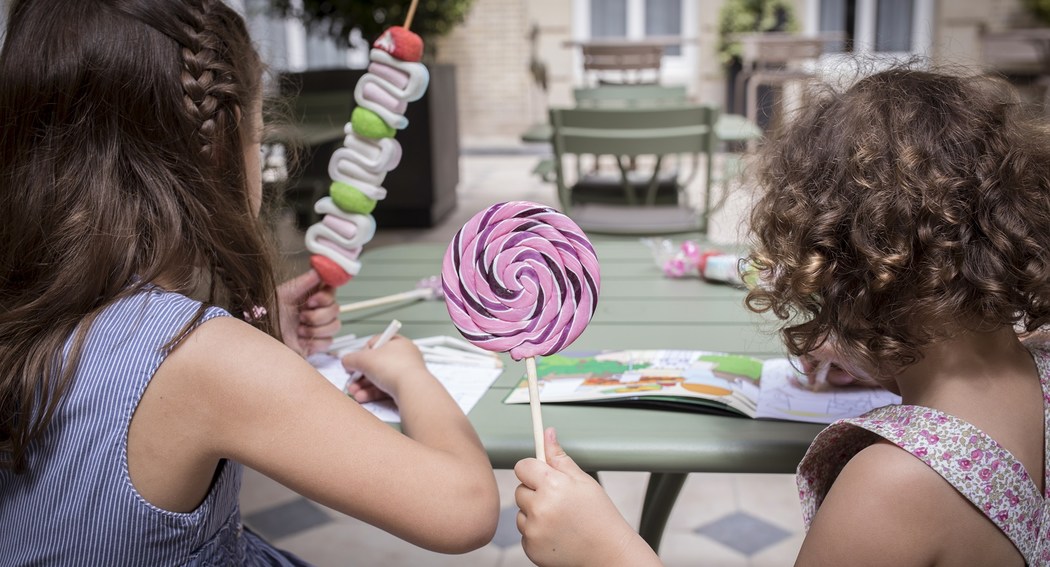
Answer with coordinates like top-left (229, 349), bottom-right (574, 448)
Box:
top-left (717, 0), bottom-right (798, 67)
top-left (271, 0), bottom-right (475, 45)
top-left (1023, 0), bottom-right (1050, 26)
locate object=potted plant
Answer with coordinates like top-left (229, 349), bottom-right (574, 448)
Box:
top-left (270, 0), bottom-right (474, 59)
top-left (1022, 0), bottom-right (1050, 25)
top-left (270, 0), bottom-right (476, 228)
top-left (717, 0), bottom-right (797, 116)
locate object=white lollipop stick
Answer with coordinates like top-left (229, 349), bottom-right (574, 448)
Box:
top-left (338, 276), bottom-right (444, 314)
top-left (525, 357), bottom-right (545, 460)
top-left (339, 288), bottom-right (434, 314)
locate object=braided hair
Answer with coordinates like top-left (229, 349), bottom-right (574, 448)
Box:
top-left (0, 0), bottom-right (279, 472)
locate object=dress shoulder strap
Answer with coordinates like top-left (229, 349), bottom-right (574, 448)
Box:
top-left (799, 404), bottom-right (1043, 563)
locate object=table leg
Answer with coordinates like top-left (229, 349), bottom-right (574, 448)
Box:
top-left (638, 472), bottom-right (687, 554)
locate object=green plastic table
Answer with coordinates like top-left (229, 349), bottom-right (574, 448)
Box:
top-left (336, 240), bottom-right (824, 552)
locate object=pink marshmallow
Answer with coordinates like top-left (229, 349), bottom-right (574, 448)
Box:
top-left (322, 214), bottom-right (361, 241)
top-left (361, 82), bottom-right (407, 114)
top-left (368, 61), bottom-right (410, 90)
top-left (317, 237), bottom-right (362, 262)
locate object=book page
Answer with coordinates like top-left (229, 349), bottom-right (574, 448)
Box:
top-left (754, 358), bottom-right (901, 423)
top-left (308, 353), bottom-right (503, 423)
top-left (504, 350), bottom-right (762, 417)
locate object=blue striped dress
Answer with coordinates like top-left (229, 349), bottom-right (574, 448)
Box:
top-left (0, 288), bottom-right (310, 566)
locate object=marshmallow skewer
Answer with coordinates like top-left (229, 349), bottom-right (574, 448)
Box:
top-left (306, 0), bottom-right (428, 288)
top-left (441, 201), bottom-right (601, 460)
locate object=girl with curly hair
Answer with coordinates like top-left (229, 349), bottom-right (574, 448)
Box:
top-left (0, 0), bottom-right (499, 564)
top-left (513, 68), bottom-right (1050, 566)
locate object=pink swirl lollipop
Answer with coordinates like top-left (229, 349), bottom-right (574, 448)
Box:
top-left (442, 201), bottom-right (600, 460)
top-left (441, 201), bottom-right (600, 360)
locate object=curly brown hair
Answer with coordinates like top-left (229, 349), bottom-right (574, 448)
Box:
top-left (745, 68), bottom-right (1050, 378)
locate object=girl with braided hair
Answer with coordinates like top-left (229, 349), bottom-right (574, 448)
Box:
top-left (513, 68), bottom-right (1050, 566)
top-left (0, 0), bottom-right (499, 564)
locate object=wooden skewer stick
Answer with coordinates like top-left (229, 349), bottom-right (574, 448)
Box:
top-left (404, 0), bottom-right (421, 30)
top-left (338, 287), bottom-right (435, 314)
top-left (525, 357), bottom-right (546, 461)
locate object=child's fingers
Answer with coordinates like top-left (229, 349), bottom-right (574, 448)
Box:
top-left (543, 427), bottom-right (586, 476)
top-left (345, 377), bottom-right (388, 403)
top-left (305, 286), bottom-right (336, 309)
top-left (825, 367), bottom-right (858, 386)
top-left (350, 384), bottom-right (388, 403)
top-left (281, 270), bottom-right (322, 301)
top-left (514, 482), bottom-right (536, 512)
top-left (513, 457), bottom-right (550, 489)
top-left (299, 317), bottom-right (340, 339)
top-left (515, 508), bottom-right (528, 536)
top-left (300, 336), bottom-right (333, 356)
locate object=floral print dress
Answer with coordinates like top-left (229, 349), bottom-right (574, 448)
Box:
top-left (796, 346), bottom-right (1050, 565)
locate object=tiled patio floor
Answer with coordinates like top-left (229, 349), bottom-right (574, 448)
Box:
top-left (255, 144), bottom-right (804, 566)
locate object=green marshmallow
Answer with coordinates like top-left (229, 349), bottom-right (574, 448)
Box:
top-left (330, 181), bottom-right (377, 214)
top-left (350, 107), bottom-right (395, 139)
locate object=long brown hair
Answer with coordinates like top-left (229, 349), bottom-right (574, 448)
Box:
top-left (0, 0), bottom-right (281, 472)
top-left (746, 68), bottom-right (1050, 378)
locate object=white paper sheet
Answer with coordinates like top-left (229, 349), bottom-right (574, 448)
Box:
top-left (308, 352), bottom-right (503, 423)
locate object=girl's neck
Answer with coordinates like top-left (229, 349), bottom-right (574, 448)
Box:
top-left (894, 326), bottom-right (1037, 409)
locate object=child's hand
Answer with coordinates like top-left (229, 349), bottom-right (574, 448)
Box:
top-left (799, 355), bottom-right (857, 388)
top-left (514, 428), bottom-right (660, 567)
top-left (277, 270), bottom-right (340, 356)
top-left (799, 342), bottom-right (872, 389)
top-left (340, 335), bottom-right (429, 402)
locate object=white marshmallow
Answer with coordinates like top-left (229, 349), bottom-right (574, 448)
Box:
top-left (304, 199), bottom-right (378, 276)
top-left (340, 124), bottom-right (403, 173)
top-left (368, 49), bottom-right (429, 102)
top-left (354, 73), bottom-right (409, 130)
top-left (327, 147), bottom-right (389, 201)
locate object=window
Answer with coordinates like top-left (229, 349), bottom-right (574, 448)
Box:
top-left (583, 0), bottom-right (686, 55)
top-left (875, 0), bottom-right (913, 52)
top-left (574, 0), bottom-right (696, 81)
top-left (812, 0), bottom-right (930, 56)
top-left (590, 0), bottom-right (629, 39)
top-left (240, 0), bottom-right (359, 72)
top-left (646, 0), bottom-right (684, 56)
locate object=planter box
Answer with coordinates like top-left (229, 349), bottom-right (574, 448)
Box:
top-left (280, 65), bottom-right (459, 229)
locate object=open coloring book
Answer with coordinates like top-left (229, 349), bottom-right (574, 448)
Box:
top-left (503, 350), bottom-right (901, 424)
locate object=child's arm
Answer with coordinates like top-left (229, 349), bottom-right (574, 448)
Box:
top-left (144, 316), bottom-right (500, 554)
top-left (514, 428), bottom-right (662, 567)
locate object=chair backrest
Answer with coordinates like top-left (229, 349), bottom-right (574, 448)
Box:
top-left (549, 105), bottom-right (717, 157)
top-left (581, 43), bottom-right (663, 85)
top-left (736, 32), bottom-right (824, 69)
top-left (581, 44), bottom-right (663, 71)
top-left (547, 104), bottom-right (720, 234)
top-left (573, 85), bottom-right (689, 109)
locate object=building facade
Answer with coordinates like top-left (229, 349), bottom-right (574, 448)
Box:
top-left (434, 0), bottom-right (1035, 139)
top-left (0, 0), bottom-right (1038, 140)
